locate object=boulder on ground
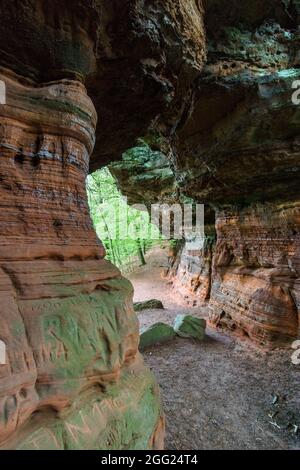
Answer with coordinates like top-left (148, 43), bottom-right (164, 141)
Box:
top-left (134, 299), bottom-right (164, 312)
top-left (174, 315), bottom-right (206, 341)
top-left (139, 323), bottom-right (176, 350)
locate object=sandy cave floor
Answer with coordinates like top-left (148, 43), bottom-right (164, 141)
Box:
top-left (128, 246), bottom-right (300, 450)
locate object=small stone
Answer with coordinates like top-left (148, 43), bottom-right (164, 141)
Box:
top-left (173, 315), bottom-right (206, 341)
top-left (139, 322), bottom-right (176, 349)
top-left (134, 299), bottom-right (164, 312)
top-left (272, 394), bottom-right (279, 405)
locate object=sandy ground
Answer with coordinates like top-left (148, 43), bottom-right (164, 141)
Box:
top-left (128, 246), bottom-right (300, 450)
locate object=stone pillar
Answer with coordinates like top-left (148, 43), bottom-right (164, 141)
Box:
top-left (0, 69), bottom-right (164, 449)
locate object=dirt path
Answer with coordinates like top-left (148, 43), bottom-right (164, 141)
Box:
top-left (128, 247), bottom-right (300, 450)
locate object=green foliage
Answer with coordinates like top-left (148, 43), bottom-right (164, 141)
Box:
top-left (87, 168), bottom-right (163, 270)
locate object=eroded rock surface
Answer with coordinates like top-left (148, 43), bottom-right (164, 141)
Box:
top-left (173, 315), bottom-right (206, 341)
top-left (209, 204), bottom-right (300, 346)
top-left (172, 5), bottom-right (300, 345)
top-left (0, 0), bottom-right (299, 451)
top-left (0, 0), bottom-right (207, 449)
top-left (140, 323), bottom-right (176, 350)
top-left (0, 68), bottom-right (165, 449)
top-left (134, 299), bottom-right (165, 312)
top-left (106, 2), bottom-right (300, 348)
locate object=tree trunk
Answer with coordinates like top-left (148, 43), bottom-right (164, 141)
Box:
top-left (136, 238), bottom-right (146, 266)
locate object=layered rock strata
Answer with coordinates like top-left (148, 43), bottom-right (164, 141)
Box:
top-left (0, 0), bottom-right (299, 450)
top-left (0, 70), bottom-right (163, 449)
top-left (210, 204), bottom-right (300, 346)
top-left (0, 0), bottom-right (208, 450)
top-left (171, 6), bottom-right (300, 346)
top-left (108, 3), bottom-right (300, 347)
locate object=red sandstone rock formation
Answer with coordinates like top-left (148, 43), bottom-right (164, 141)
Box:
top-left (0, 0), bottom-right (299, 450)
top-left (167, 205), bottom-right (299, 347)
top-left (210, 204), bottom-right (300, 346)
top-left (0, 68), bottom-right (165, 449)
top-left (106, 2), bottom-right (300, 348)
top-left (168, 3), bottom-right (300, 347)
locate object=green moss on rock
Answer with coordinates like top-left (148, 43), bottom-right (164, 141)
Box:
top-left (173, 315), bottom-right (206, 341)
top-left (139, 323), bottom-right (176, 350)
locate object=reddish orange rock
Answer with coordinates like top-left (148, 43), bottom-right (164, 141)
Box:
top-left (209, 204), bottom-right (300, 347)
top-left (0, 70), bottom-right (164, 449)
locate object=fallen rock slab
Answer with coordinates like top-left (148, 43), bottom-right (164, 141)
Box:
top-left (174, 315), bottom-right (206, 341)
top-left (134, 299), bottom-right (164, 312)
top-left (139, 323), bottom-right (176, 350)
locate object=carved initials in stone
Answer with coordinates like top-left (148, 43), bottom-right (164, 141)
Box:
top-left (65, 412), bottom-right (93, 445)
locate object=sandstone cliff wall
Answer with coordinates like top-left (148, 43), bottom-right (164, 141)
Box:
top-left (0, 0), bottom-right (299, 450)
top-left (108, 2), bottom-right (300, 348)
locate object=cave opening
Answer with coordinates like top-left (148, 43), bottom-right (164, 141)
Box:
top-left (86, 166), bottom-right (165, 273)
